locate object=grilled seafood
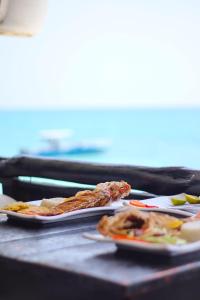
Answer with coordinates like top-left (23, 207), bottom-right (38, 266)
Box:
top-left (55, 180), bottom-right (131, 213)
top-left (19, 206), bottom-right (63, 216)
top-left (4, 181), bottom-right (131, 216)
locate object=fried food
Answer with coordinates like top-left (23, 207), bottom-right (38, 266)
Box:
top-left (97, 208), bottom-right (185, 245)
top-left (4, 180), bottom-right (131, 216)
top-left (19, 206), bottom-right (63, 216)
top-left (3, 202), bottom-right (30, 212)
top-left (56, 181), bottom-right (131, 214)
top-left (98, 209), bottom-right (151, 236)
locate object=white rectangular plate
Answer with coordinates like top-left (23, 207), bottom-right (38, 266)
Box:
top-left (84, 207), bottom-right (200, 256)
top-left (126, 193), bottom-right (200, 215)
top-left (84, 203), bottom-right (200, 257)
top-left (84, 232), bottom-right (200, 256)
top-left (0, 200), bottom-right (123, 224)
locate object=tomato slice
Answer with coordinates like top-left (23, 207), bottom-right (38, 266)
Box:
top-left (129, 200), bottom-right (158, 208)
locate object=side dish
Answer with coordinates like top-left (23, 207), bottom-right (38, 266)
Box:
top-left (3, 181), bottom-right (131, 216)
top-left (97, 208), bottom-right (200, 245)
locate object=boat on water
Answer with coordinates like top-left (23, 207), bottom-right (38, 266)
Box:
top-left (20, 129), bottom-right (110, 157)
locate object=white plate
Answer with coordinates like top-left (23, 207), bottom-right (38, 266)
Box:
top-left (83, 207), bottom-right (198, 257)
top-left (126, 193), bottom-right (200, 215)
top-left (0, 200), bottom-right (123, 224)
top-left (83, 232), bottom-right (200, 256)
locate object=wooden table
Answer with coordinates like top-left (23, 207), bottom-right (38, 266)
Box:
top-left (0, 215), bottom-right (200, 300)
top-left (1, 157), bottom-right (200, 299)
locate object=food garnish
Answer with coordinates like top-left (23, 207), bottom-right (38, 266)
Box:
top-left (171, 198), bottom-right (186, 206)
top-left (129, 200), bottom-right (158, 208)
top-left (171, 194), bottom-right (200, 206)
top-left (142, 235), bottom-right (186, 245)
top-left (180, 221), bottom-right (200, 242)
top-left (112, 234), bottom-right (149, 243)
top-left (185, 194), bottom-right (200, 204)
top-left (166, 218), bottom-right (183, 229)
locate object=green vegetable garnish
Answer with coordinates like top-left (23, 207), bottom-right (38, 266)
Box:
top-left (143, 235), bottom-right (186, 245)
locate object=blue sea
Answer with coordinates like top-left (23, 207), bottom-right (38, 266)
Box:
top-left (0, 108), bottom-right (200, 169)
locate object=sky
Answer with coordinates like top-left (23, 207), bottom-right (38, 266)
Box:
top-left (0, 0), bottom-right (200, 109)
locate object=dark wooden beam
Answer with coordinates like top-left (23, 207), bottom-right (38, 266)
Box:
top-left (0, 156), bottom-right (199, 195)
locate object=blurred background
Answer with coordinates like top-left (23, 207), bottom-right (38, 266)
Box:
top-left (0, 0), bottom-right (200, 167)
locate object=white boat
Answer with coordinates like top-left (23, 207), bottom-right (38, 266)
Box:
top-left (20, 129), bottom-right (110, 156)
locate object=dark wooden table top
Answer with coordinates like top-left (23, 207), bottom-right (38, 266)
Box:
top-left (0, 215), bottom-right (200, 300)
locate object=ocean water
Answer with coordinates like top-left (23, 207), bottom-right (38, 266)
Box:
top-left (0, 108), bottom-right (200, 169)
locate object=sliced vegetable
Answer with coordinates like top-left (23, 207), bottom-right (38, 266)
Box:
top-left (142, 235), bottom-right (186, 245)
top-left (129, 200), bottom-right (158, 208)
top-left (185, 194), bottom-right (200, 204)
top-left (171, 198), bottom-right (186, 206)
top-left (112, 234), bottom-right (148, 243)
top-left (112, 234), bottom-right (186, 245)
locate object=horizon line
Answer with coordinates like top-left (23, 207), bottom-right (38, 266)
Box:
top-left (0, 105), bottom-right (200, 111)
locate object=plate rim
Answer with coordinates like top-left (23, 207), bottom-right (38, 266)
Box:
top-left (83, 232), bottom-right (200, 256)
top-left (0, 199), bottom-right (123, 222)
